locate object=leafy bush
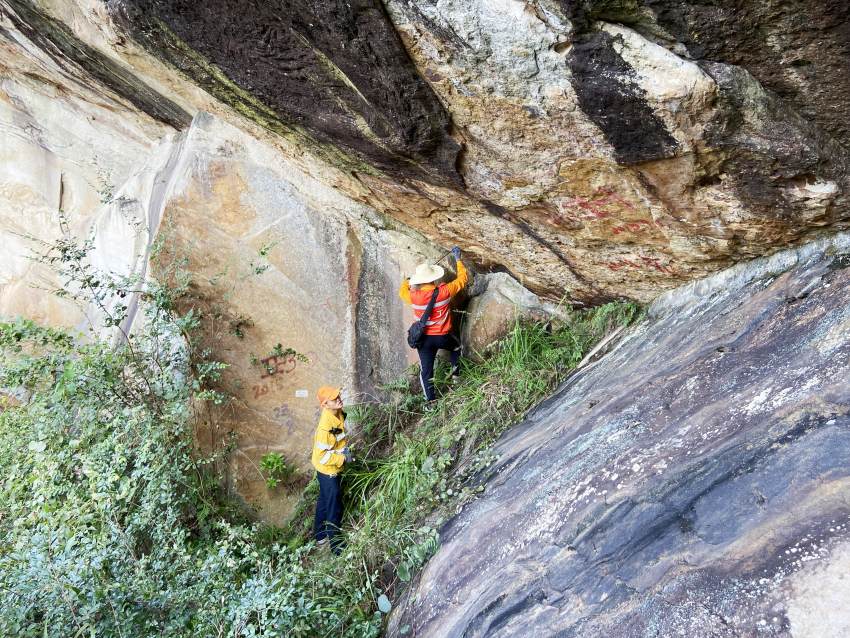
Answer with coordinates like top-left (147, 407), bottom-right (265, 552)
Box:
top-left (0, 229), bottom-right (380, 637)
top-left (260, 452), bottom-right (296, 489)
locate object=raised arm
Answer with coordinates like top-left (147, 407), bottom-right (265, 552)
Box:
top-left (443, 259), bottom-right (469, 298)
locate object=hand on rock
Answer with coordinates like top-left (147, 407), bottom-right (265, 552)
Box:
top-left (451, 246), bottom-right (462, 260)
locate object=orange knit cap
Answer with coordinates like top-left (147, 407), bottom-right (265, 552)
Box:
top-left (316, 386), bottom-right (341, 404)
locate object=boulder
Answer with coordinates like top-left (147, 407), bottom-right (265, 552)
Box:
top-left (460, 272), bottom-right (566, 358)
top-left (389, 232), bottom-right (850, 637)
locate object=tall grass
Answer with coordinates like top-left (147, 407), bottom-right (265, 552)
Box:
top-left (282, 301), bottom-right (643, 628)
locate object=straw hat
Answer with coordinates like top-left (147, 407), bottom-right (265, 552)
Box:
top-left (409, 263), bottom-right (445, 285)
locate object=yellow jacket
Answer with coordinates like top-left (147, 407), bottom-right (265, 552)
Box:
top-left (311, 409), bottom-right (347, 476)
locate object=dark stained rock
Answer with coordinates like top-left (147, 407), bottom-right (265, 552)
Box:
top-left (567, 31), bottom-right (679, 165)
top-left (559, 0), bottom-right (848, 219)
top-left (642, 0), bottom-right (850, 152)
top-left (1, 0), bottom-right (190, 129)
top-left (106, 0), bottom-right (460, 185)
top-left (389, 233), bottom-right (850, 637)
top-left (560, 0), bottom-right (850, 153)
top-left (698, 61), bottom-right (849, 228)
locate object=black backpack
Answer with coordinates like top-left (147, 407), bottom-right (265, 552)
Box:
top-left (407, 288), bottom-right (440, 349)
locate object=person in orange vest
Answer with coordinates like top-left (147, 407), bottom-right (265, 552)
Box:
top-left (311, 385), bottom-right (351, 553)
top-left (399, 246), bottom-right (469, 401)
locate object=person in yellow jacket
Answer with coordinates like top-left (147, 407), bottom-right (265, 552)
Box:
top-left (311, 385), bottom-right (350, 553)
top-left (399, 246), bottom-right (469, 401)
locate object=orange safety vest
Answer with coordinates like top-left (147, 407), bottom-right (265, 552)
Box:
top-left (409, 284), bottom-right (454, 336)
top-left (399, 260), bottom-right (468, 337)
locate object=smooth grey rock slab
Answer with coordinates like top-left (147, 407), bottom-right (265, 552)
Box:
top-left (390, 234), bottom-right (850, 637)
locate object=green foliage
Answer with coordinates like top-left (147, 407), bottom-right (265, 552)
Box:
top-left (1, 218), bottom-right (641, 636)
top-left (260, 452), bottom-right (296, 489)
top-left (229, 314), bottom-right (254, 339)
top-left (0, 229), bottom-right (378, 638)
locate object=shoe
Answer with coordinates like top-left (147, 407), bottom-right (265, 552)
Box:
top-left (316, 537), bottom-right (328, 546)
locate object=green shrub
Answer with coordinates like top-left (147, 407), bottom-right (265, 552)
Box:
top-left (0, 229), bottom-right (379, 638)
top-left (260, 451), bottom-right (296, 489)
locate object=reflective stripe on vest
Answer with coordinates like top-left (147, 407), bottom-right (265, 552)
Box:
top-left (422, 305), bottom-right (450, 328)
top-left (411, 298), bottom-right (451, 311)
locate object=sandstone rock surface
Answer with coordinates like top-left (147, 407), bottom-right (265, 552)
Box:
top-left (389, 234), bottom-right (850, 637)
top-left (3, 0), bottom-right (843, 302)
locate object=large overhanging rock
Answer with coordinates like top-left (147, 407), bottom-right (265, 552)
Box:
top-left (2, 0), bottom-right (843, 302)
top-left (388, 233), bottom-right (850, 637)
top-left (384, 0), bottom-right (849, 300)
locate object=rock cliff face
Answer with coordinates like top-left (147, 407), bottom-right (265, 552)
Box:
top-left (0, 0), bottom-right (848, 520)
top-left (389, 234), bottom-right (850, 637)
top-left (0, 2), bottom-right (435, 516)
top-left (5, 0), bottom-right (847, 303)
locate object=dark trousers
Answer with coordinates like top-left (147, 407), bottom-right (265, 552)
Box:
top-left (417, 333), bottom-right (461, 401)
top-left (314, 472), bottom-right (343, 552)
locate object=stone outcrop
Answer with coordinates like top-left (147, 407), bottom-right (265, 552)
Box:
top-left (389, 233), bottom-right (850, 637)
top-left (384, 1), bottom-right (849, 300)
top-left (460, 272), bottom-right (567, 358)
top-left (3, 0), bottom-right (845, 304)
top-left (1, 0), bottom-right (849, 520)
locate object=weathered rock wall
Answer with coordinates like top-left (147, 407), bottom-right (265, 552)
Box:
top-left (0, 0), bottom-right (176, 329)
top-left (389, 233), bottom-right (850, 637)
top-left (385, 0), bottom-right (849, 299)
top-left (4, 0), bottom-right (844, 303)
top-left (1, 0), bottom-right (849, 520)
top-left (0, 3), bottom-right (437, 518)
top-left (143, 113), bottom-right (429, 519)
